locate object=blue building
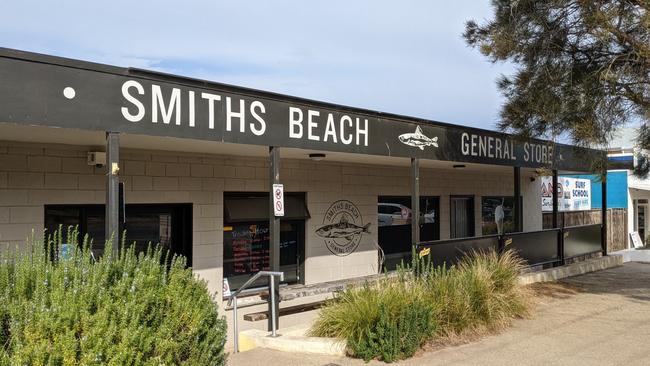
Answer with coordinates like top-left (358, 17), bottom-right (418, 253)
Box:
top-left (561, 153), bottom-right (636, 248)
top-left (562, 171), bottom-right (628, 209)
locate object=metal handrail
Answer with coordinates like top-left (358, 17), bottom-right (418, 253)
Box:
top-left (228, 271), bottom-right (284, 353)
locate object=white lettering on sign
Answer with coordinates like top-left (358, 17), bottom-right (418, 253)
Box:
top-left (523, 142), bottom-right (553, 164)
top-left (121, 80), bottom-right (145, 122)
top-left (273, 184), bottom-right (285, 217)
top-left (356, 117), bottom-right (368, 146)
top-left (289, 107), bottom-right (303, 139)
top-left (324, 114), bottom-right (337, 143)
top-left (286, 106), bottom-right (368, 147)
top-left (152, 85), bottom-right (181, 125)
top-left (340, 115), bottom-right (353, 145)
top-left (188, 91), bottom-right (195, 127)
top-left (461, 132), bottom-right (516, 161)
top-left (461, 132), bottom-right (555, 164)
top-left (120, 81), bottom-right (368, 148)
top-left (226, 97), bottom-right (246, 133)
top-left (308, 110), bottom-right (320, 141)
top-left (250, 101), bottom-right (266, 136)
top-left (201, 92), bottom-right (221, 130)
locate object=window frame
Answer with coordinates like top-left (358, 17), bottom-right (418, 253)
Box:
top-left (44, 203), bottom-right (193, 266)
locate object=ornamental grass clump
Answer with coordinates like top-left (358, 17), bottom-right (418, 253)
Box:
top-left (311, 249), bottom-right (530, 362)
top-left (309, 278), bottom-right (435, 362)
top-left (0, 228), bottom-right (227, 365)
top-left (430, 250), bottom-right (530, 336)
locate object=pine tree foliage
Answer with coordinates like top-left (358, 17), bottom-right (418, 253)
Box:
top-left (0, 228), bottom-right (227, 366)
top-left (464, 1), bottom-right (649, 152)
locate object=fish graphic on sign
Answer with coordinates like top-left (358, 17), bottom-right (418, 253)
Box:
top-left (398, 126), bottom-right (439, 150)
top-left (316, 216), bottom-right (371, 240)
top-left (317, 200), bottom-right (370, 256)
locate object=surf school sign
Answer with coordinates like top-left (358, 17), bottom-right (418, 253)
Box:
top-left (0, 49), bottom-right (599, 171)
top-left (316, 200), bottom-right (371, 256)
top-left (541, 176), bottom-right (591, 212)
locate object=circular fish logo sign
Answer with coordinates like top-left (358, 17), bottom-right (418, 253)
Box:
top-left (316, 200), bottom-right (371, 256)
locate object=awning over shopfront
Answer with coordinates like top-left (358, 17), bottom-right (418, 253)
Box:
top-left (0, 47), bottom-right (602, 173)
top-left (224, 195), bottom-right (311, 223)
top-left (629, 174), bottom-right (650, 192)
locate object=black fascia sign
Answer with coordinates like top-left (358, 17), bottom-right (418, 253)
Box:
top-left (0, 50), bottom-right (601, 172)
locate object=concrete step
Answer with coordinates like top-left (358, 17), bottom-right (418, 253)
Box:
top-left (519, 254), bottom-right (623, 285)
top-left (612, 249), bottom-right (650, 263)
top-left (243, 301), bottom-right (327, 322)
top-left (238, 326), bottom-right (346, 356)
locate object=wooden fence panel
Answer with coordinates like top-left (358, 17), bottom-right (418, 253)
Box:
top-left (542, 209), bottom-right (627, 252)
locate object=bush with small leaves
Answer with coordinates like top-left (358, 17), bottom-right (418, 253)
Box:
top-left (0, 228), bottom-right (227, 365)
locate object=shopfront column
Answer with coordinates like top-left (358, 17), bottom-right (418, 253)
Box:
top-left (105, 131), bottom-right (120, 255)
top-left (601, 171), bottom-right (608, 255)
top-left (552, 170), bottom-right (559, 228)
top-left (513, 166), bottom-right (522, 232)
top-left (268, 146), bottom-right (280, 330)
top-left (411, 158), bottom-right (420, 246)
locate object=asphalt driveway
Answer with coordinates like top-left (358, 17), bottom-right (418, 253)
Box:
top-left (229, 262), bottom-right (650, 366)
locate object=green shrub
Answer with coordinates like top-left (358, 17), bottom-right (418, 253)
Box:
top-left (431, 250), bottom-right (529, 334)
top-left (0, 228), bottom-right (227, 366)
top-left (310, 249), bottom-right (529, 362)
top-left (310, 280), bottom-right (435, 362)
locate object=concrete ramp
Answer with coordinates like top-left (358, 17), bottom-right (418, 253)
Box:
top-left (238, 326), bottom-right (346, 356)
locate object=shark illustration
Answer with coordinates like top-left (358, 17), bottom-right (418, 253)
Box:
top-left (398, 126), bottom-right (438, 150)
top-left (316, 216), bottom-right (371, 240)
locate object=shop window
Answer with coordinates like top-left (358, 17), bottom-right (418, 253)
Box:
top-left (481, 196), bottom-right (516, 235)
top-left (44, 204), bottom-right (192, 265)
top-left (378, 196), bottom-right (439, 270)
top-left (223, 192), bottom-right (309, 291)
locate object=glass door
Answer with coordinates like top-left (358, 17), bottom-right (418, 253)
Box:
top-left (222, 220), bottom-right (305, 290)
top-left (637, 204), bottom-right (646, 244)
top-left (222, 192), bottom-right (309, 291)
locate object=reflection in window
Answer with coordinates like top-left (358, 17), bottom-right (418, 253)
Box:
top-left (377, 196), bottom-right (439, 271)
top-left (44, 204), bottom-right (192, 265)
top-left (223, 221), bottom-right (303, 290)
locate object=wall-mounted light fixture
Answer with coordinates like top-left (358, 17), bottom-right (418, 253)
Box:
top-left (309, 153), bottom-right (326, 162)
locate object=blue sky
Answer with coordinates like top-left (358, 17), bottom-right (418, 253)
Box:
top-left (1, 1), bottom-right (512, 130)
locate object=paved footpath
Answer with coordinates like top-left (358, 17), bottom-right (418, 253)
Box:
top-left (229, 262), bottom-right (650, 366)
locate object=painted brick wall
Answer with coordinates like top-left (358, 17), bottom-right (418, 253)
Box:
top-left (0, 140), bottom-right (542, 303)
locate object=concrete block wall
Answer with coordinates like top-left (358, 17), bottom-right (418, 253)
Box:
top-left (0, 140), bottom-right (542, 303)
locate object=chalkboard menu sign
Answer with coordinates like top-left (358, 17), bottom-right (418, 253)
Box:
top-left (223, 221), bottom-right (303, 290)
top-left (224, 224), bottom-right (270, 279)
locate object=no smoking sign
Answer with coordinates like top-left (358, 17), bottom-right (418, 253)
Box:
top-left (272, 183), bottom-right (285, 217)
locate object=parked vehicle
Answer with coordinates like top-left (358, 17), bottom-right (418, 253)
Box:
top-left (378, 203), bottom-right (412, 226)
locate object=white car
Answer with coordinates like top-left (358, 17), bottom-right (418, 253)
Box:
top-left (378, 203), bottom-right (411, 226)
